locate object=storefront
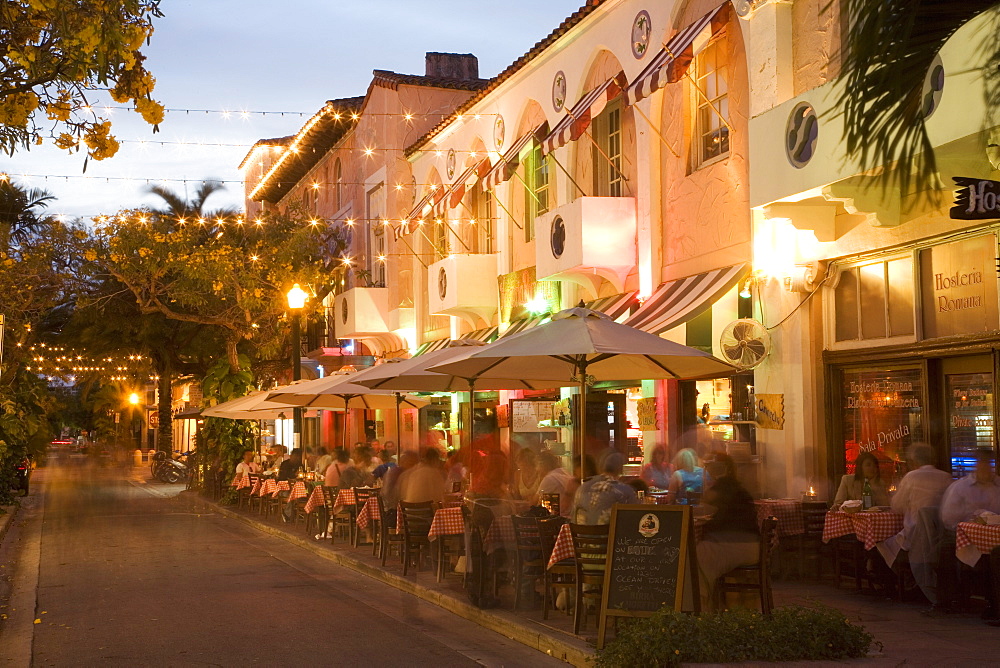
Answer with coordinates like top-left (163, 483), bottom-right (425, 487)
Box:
top-left (825, 231), bottom-right (1000, 488)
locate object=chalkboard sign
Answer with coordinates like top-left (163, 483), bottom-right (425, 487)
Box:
top-left (597, 504), bottom-right (698, 649)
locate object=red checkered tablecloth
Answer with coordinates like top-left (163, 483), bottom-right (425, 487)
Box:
top-left (258, 479), bottom-right (290, 498)
top-left (335, 488), bottom-right (356, 507)
top-left (548, 523), bottom-right (575, 569)
top-left (288, 481), bottom-right (310, 502)
top-left (822, 510), bottom-right (903, 551)
top-left (483, 515), bottom-right (515, 555)
top-left (304, 486), bottom-right (324, 514)
top-left (232, 473), bottom-right (250, 489)
top-left (755, 499), bottom-right (805, 537)
top-left (356, 496), bottom-right (381, 529)
top-left (955, 521), bottom-right (1000, 567)
top-left (427, 506), bottom-right (464, 540)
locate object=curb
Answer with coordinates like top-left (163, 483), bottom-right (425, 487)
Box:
top-left (188, 494), bottom-right (593, 667)
top-left (0, 503), bottom-right (19, 545)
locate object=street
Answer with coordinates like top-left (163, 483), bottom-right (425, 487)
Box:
top-left (0, 458), bottom-right (564, 667)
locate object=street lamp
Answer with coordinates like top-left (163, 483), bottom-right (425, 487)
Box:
top-left (128, 392), bottom-right (141, 449)
top-left (286, 284), bottom-right (308, 449)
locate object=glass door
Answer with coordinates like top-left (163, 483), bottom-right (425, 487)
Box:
top-left (944, 367), bottom-right (994, 478)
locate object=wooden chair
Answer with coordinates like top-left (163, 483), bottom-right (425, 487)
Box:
top-left (352, 487), bottom-right (377, 547)
top-left (795, 501), bottom-right (829, 580)
top-left (540, 492), bottom-right (561, 517)
top-left (237, 474), bottom-right (259, 510)
top-left (569, 523), bottom-right (611, 635)
top-left (435, 519), bottom-right (465, 583)
top-left (510, 516), bottom-right (545, 609)
top-left (538, 516), bottom-right (574, 619)
top-left (304, 485), bottom-right (327, 538)
top-left (326, 487), bottom-right (353, 544)
top-left (378, 495), bottom-right (404, 566)
top-left (715, 516), bottom-right (778, 614)
top-left (399, 501), bottom-right (435, 575)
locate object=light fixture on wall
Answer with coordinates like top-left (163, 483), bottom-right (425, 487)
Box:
top-left (738, 278), bottom-right (752, 299)
top-left (783, 260), bottom-right (829, 293)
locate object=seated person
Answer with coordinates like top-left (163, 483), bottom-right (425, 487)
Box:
top-left (833, 451), bottom-right (891, 508)
top-left (279, 448), bottom-right (304, 521)
top-left (399, 448), bottom-right (446, 504)
top-left (641, 445), bottom-right (673, 490)
top-left (667, 448), bottom-right (704, 505)
top-left (534, 450), bottom-right (574, 517)
top-left (939, 447), bottom-right (1000, 622)
top-left (881, 443), bottom-right (951, 562)
top-left (234, 449), bottom-right (261, 479)
top-left (571, 452), bottom-right (637, 525)
top-left (312, 447), bottom-right (332, 476)
top-left (696, 451), bottom-right (760, 612)
top-left (325, 448), bottom-right (368, 490)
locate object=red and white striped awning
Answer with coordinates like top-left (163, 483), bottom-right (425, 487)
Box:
top-left (623, 3), bottom-right (729, 107)
top-left (500, 291), bottom-right (637, 338)
top-left (429, 158), bottom-right (491, 218)
top-left (541, 76), bottom-right (622, 155)
top-left (480, 122), bottom-right (547, 191)
top-left (414, 325), bottom-right (498, 356)
top-left (623, 263), bottom-right (748, 334)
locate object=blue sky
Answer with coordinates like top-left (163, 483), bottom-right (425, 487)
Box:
top-left (5, 1), bottom-right (583, 219)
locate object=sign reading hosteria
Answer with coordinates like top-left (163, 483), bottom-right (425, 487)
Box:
top-left (951, 177), bottom-right (1000, 220)
top-left (919, 234), bottom-right (999, 339)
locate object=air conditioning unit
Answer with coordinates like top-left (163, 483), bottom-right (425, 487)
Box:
top-left (427, 253), bottom-right (499, 326)
top-left (333, 288), bottom-right (392, 338)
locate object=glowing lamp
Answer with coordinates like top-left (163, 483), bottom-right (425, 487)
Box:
top-left (128, 392), bottom-right (140, 405)
top-left (286, 284), bottom-right (308, 310)
top-left (525, 295), bottom-right (549, 315)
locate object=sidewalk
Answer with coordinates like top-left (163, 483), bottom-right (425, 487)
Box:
top-left (190, 492), bottom-right (999, 667)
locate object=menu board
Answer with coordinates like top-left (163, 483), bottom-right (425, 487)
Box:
top-left (597, 504), bottom-right (697, 649)
top-left (510, 400), bottom-right (556, 432)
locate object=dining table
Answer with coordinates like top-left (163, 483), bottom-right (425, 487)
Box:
top-left (356, 495), bottom-right (381, 530)
top-left (955, 521), bottom-right (1000, 567)
top-left (427, 506), bottom-right (464, 541)
top-left (257, 479), bottom-right (291, 498)
top-left (231, 473), bottom-right (250, 490)
top-left (821, 509), bottom-right (904, 551)
top-left (754, 499), bottom-right (805, 537)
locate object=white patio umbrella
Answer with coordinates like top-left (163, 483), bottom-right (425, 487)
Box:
top-left (351, 339), bottom-right (567, 450)
top-left (429, 306), bottom-right (738, 477)
top-left (201, 391), bottom-right (301, 420)
top-left (266, 370), bottom-right (428, 449)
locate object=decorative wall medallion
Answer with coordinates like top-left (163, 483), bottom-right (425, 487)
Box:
top-left (631, 11), bottom-right (651, 59)
top-left (446, 148), bottom-right (457, 180)
top-left (438, 266), bottom-right (448, 300)
top-left (493, 114), bottom-right (505, 150)
top-left (341, 298), bottom-right (348, 325)
top-left (550, 216), bottom-right (566, 259)
top-left (785, 102), bottom-right (818, 169)
top-left (552, 71), bottom-right (567, 112)
top-left (921, 54), bottom-right (945, 119)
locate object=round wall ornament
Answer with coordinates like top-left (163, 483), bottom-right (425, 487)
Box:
top-left (446, 149), bottom-right (457, 179)
top-left (341, 297), bottom-right (349, 325)
top-left (550, 216), bottom-right (566, 259)
top-left (631, 11), bottom-right (651, 59)
top-left (785, 102), bottom-right (818, 169)
top-left (438, 267), bottom-right (448, 300)
top-left (552, 71), bottom-right (567, 112)
top-left (921, 55), bottom-right (944, 119)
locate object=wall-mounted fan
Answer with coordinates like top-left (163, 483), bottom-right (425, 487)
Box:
top-left (719, 318), bottom-right (771, 369)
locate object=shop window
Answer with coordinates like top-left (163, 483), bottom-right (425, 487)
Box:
top-left (470, 185), bottom-right (493, 254)
top-left (945, 371), bottom-right (994, 478)
top-left (834, 257), bottom-right (914, 342)
top-left (366, 183), bottom-right (386, 287)
top-left (523, 142), bottom-right (550, 242)
top-left (592, 98), bottom-right (624, 197)
top-left (433, 217), bottom-right (449, 260)
top-left (691, 39), bottom-right (729, 168)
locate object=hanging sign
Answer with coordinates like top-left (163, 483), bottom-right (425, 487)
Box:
top-left (950, 177), bottom-right (1000, 220)
top-left (754, 394), bottom-right (784, 430)
top-left (637, 397), bottom-right (658, 429)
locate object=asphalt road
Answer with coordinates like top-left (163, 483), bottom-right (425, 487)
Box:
top-left (0, 456), bottom-right (565, 667)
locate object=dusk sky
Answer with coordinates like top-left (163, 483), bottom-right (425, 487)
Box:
top-left (4, 0), bottom-right (583, 219)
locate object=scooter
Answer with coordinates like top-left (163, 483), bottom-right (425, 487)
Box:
top-left (150, 451), bottom-right (188, 483)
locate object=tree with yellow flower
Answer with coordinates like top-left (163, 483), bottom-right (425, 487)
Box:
top-left (0, 0), bottom-right (164, 161)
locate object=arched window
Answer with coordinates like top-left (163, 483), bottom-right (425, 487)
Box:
top-left (334, 159), bottom-right (343, 210)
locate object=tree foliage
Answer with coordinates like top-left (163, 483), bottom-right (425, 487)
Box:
top-left (0, 0), bottom-right (164, 160)
top-left (837, 0), bottom-right (997, 196)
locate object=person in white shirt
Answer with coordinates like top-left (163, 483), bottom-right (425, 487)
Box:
top-left (940, 448), bottom-right (1000, 530)
top-left (234, 449), bottom-right (261, 478)
top-left (313, 447), bottom-right (333, 476)
top-left (533, 450), bottom-right (574, 517)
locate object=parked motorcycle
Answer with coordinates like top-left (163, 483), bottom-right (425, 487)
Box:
top-left (150, 451), bottom-right (188, 483)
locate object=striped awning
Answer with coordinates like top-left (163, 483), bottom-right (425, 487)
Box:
top-left (541, 76), bottom-right (622, 155)
top-left (405, 187), bottom-right (444, 221)
top-left (585, 291), bottom-right (637, 321)
top-left (500, 314), bottom-right (549, 338)
top-left (429, 158), bottom-right (491, 218)
top-left (623, 3), bottom-right (729, 107)
top-left (481, 122), bottom-right (547, 191)
top-left (623, 263), bottom-right (749, 334)
top-left (414, 325), bottom-right (499, 356)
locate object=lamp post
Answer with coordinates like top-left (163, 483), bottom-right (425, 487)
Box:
top-left (286, 284), bottom-right (308, 449)
top-left (128, 392), bottom-right (140, 449)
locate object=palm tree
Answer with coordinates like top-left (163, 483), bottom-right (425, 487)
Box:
top-left (145, 180), bottom-right (240, 221)
top-left (836, 0), bottom-right (996, 197)
top-left (0, 178), bottom-right (55, 248)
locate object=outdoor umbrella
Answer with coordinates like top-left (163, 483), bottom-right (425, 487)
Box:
top-left (351, 339), bottom-right (567, 450)
top-left (428, 305), bottom-right (738, 477)
top-left (201, 391), bottom-right (301, 420)
top-left (266, 370), bottom-right (428, 449)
